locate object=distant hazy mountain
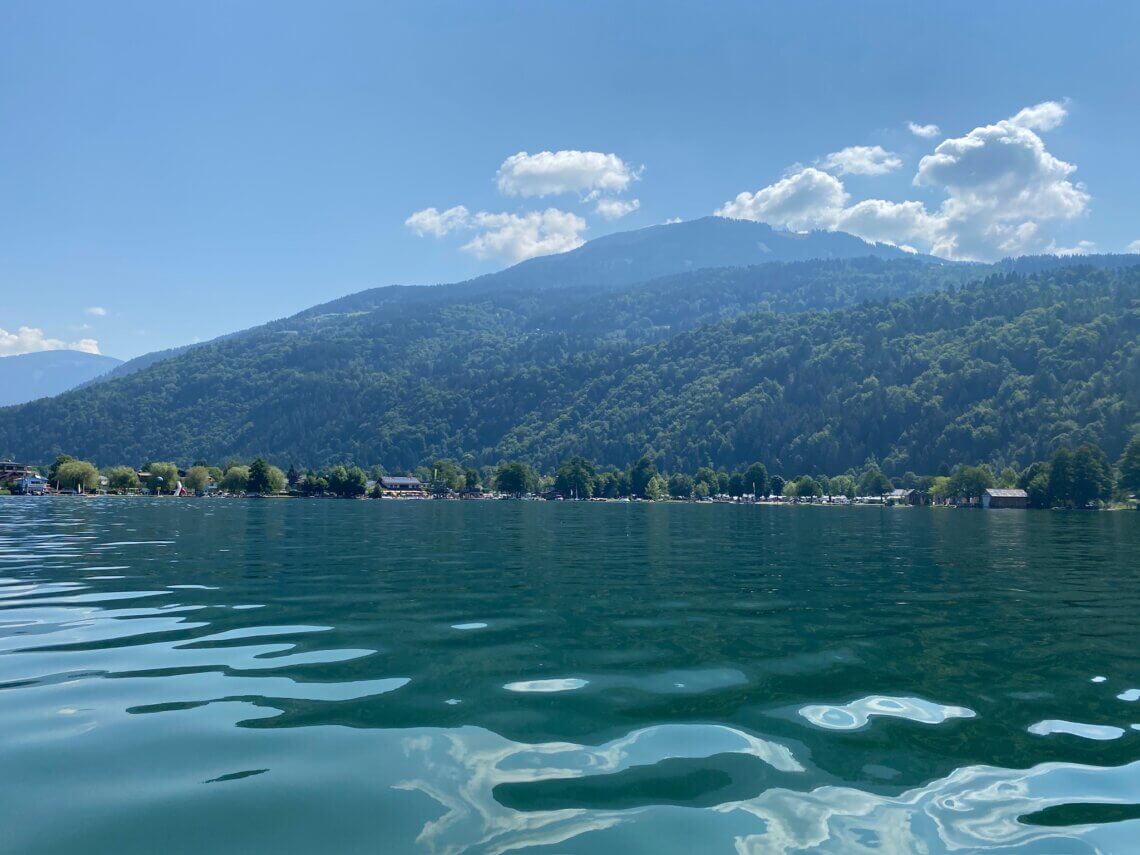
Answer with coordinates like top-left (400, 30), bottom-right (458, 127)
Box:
top-left (89, 217), bottom-right (924, 371)
top-left (304, 216), bottom-right (927, 317)
top-left (472, 216), bottom-right (927, 288)
top-left (0, 350), bottom-right (122, 407)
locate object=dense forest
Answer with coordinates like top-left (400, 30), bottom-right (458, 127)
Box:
top-left (0, 254), bottom-right (1137, 476)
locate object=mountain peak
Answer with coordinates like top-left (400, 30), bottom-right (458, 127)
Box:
top-left (470, 216), bottom-right (923, 292)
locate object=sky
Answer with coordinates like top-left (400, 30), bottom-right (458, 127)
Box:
top-left (2, 1), bottom-right (1139, 360)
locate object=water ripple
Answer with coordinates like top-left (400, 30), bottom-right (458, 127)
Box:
top-left (799, 695), bottom-right (977, 731)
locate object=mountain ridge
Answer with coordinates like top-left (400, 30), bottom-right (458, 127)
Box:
top-left (86, 217), bottom-right (929, 383)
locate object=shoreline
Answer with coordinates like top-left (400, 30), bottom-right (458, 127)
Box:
top-left (2, 492), bottom-right (1132, 510)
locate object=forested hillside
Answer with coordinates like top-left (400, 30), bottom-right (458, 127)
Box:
top-left (0, 257), bottom-right (1136, 475)
top-left (498, 266), bottom-right (1140, 473)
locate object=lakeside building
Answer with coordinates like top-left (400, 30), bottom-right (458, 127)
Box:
top-left (982, 488), bottom-right (1028, 509)
top-left (1, 460), bottom-right (35, 490)
top-left (887, 488), bottom-right (930, 506)
top-left (379, 475), bottom-right (426, 496)
top-left (13, 474), bottom-right (48, 495)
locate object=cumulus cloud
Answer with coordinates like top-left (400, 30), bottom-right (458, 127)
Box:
top-left (716, 101), bottom-right (1091, 261)
top-left (407, 147), bottom-right (642, 264)
top-left (1127, 239), bottom-right (1140, 253)
top-left (404, 205), bottom-right (471, 237)
top-left (915, 106), bottom-right (1087, 221)
top-left (907, 121), bottom-right (941, 139)
top-left (462, 209), bottom-right (587, 262)
top-left (716, 167), bottom-right (848, 231)
top-left (1008, 101), bottom-right (1067, 131)
top-left (819, 145), bottom-right (902, 176)
top-left (406, 206), bottom-right (586, 263)
top-left (84, 306), bottom-right (108, 317)
top-left (834, 199), bottom-right (942, 247)
top-left (496, 150), bottom-right (640, 198)
top-left (594, 197), bottom-right (640, 220)
top-left (0, 326), bottom-right (101, 356)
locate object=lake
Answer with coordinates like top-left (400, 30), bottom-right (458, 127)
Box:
top-left (2, 498), bottom-right (1139, 853)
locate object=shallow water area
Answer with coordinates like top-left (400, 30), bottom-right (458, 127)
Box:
top-left (1, 497), bottom-right (1139, 853)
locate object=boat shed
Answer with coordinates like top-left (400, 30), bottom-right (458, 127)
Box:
top-left (982, 488), bottom-right (1028, 509)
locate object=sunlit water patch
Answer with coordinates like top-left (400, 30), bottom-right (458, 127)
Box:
top-left (799, 695), bottom-right (976, 731)
top-left (1028, 720), bottom-right (1126, 741)
top-left (504, 678), bottom-right (589, 693)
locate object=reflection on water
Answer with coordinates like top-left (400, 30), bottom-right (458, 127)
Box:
top-left (1, 497), bottom-right (1139, 853)
top-left (798, 695), bottom-right (976, 731)
top-left (1028, 720), bottom-right (1126, 741)
top-left (504, 678), bottom-right (590, 693)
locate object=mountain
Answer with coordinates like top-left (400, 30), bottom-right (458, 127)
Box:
top-left (1, 217), bottom-right (1136, 472)
top-left (1, 248), bottom-right (1136, 473)
top-left (72, 217), bottom-right (922, 388)
top-left (0, 350), bottom-right (122, 407)
top-left (300, 217), bottom-right (927, 318)
top-left (460, 216), bottom-right (926, 291)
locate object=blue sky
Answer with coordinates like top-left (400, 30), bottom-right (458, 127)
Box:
top-left (2, 1), bottom-right (1138, 360)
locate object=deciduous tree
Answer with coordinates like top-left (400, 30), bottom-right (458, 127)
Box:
top-left (55, 460), bottom-right (99, 492)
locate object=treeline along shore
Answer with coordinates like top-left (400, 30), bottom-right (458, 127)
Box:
top-left (6, 433), bottom-right (1140, 509)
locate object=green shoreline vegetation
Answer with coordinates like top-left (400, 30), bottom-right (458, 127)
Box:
top-left (9, 432), bottom-right (1139, 509)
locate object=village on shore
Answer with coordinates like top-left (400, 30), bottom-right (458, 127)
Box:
top-left (4, 436), bottom-right (1139, 510)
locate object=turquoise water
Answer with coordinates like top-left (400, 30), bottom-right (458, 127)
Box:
top-left (2, 498), bottom-right (1139, 853)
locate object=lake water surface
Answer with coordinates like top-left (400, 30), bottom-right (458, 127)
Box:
top-left (2, 498), bottom-right (1139, 853)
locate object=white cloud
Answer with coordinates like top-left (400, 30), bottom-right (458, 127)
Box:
top-left (496, 150), bottom-right (640, 198)
top-left (663, 217), bottom-right (683, 224)
top-left (819, 145), bottom-right (902, 176)
top-left (406, 205), bottom-right (587, 263)
top-left (407, 147), bottom-right (642, 264)
top-left (717, 101), bottom-right (1090, 262)
top-left (594, 197), bottom-right (640, 220)
top-left (1008, 100), bottom-right (1067, 132)
top-left (907, 121), bottom-right (941, 139)
top-left (835, 199), bottom-right (943, 247)
top-left (1126, 239), bottom-right (1140, 253)
top-left (462, 209), bottom-right (587, 262)
top-left (84, 306), bottom-right (108, 317)
top-left (404, 205), bottom-right (471, 237)
top-left (716, 167), bottom-right (847, 232)
top-left (916, 106), bottom-right (1086, 222)
top-left (1046, 239), bottom-right (1097, 256)
top-left (0, 326), bottom-right (101, 356)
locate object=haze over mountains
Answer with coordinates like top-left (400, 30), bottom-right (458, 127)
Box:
top-left (0, 351), bottom-right (122, 408)
top-left (1, 217), bottom-right (1137, 474)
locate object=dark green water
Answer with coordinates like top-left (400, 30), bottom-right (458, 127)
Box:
top-left (2, 498), bottom-right (1139, 853)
